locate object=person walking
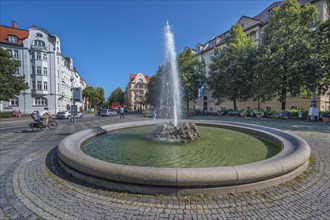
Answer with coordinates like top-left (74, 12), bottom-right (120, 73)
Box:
top-left (120, 106), bottom-right (124, 119)
top-left (153, 109), bottom-right (157, 120)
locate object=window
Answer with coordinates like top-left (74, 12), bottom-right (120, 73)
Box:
top-left (43, 53), bottom-right (47, 60)
top-left (35, 33), bottom-right (43, 38)
top-left (139, 91), bottom-right (143, 95)
top-left (209, 40), bottom-right (216, 47)
top-left (57, 57), bottom-right (59, 64)
top-left (36, 52), bottom-right (41, 59)
top-left (13, 50), bottom-right (19, 58)
top-left (43, 81), bottom-right (48, 90)
top-left (32, 80), bottom-right (35, 89)
top-left (37, 81), bottom-right (42, 90)
top-left (57, 70), bottom-right (60, 78)
top-left (291, 105), bottom-right (298, 110)
top-left (33, 40), bottom-right (45, 47)
top-left (43, 67), bottom-right (48, 75)
top-left (266, 106), bottom-right (272, 111)
top-left (57, 83), bottom-right (60, 92)
top-left (37, 66), bottom-right (41, 75)
top-left (34, 97), bottom-right (47, 106)
top-left (10, 97), bottom-right (18, 106)
top-left (7, 49), bottom-right (12, 57)
top-left (15, 67), bottom-right (19, 74)
top-left (8, 36), bottom-right (18, 43)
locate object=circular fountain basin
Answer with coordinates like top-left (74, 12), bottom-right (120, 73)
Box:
top-left (58, 120), bottom-right (311, 194)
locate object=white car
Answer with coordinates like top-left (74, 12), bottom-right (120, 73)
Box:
top-left (57, 111), bottom-right (84, 119)
top-left (70, 111), bottom-right (84, 118)
top-left (56, 111), bottom-right (71, 119)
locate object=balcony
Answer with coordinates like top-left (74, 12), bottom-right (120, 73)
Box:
top-left (31, 45), bottom-right (47, 51)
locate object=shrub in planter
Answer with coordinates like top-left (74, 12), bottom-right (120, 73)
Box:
top-left (0, 112), bottom-right (12, 118)
top-left (320, 111), bottom-right (330, 122)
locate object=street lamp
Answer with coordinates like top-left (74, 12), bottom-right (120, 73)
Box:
top-left (308, 13), bottom-right (319, 121)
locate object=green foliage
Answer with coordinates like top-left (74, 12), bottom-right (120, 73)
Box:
top-left (208, 24), bottom-right (256, 110)
top-left (258, 0), bottom-right (318, 110)
top-left (146, 69), bottom-right (162, 107)
top-left (108, 87), bottom-right (125, 106)
top-left (82, 86), bottom-right (104, 110)
top-left (0, 48), bottom-right (28, 101)
top-left (178, 48), bottom-right (206, 110)
top-left (0, 111), bottom-right (13, 118)
top-left (317, 19), bottom-right (330, 94)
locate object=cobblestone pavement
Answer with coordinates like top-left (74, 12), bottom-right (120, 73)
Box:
top-left (0, 115), bottom-right (329, 219)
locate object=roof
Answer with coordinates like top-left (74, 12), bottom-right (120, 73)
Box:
top-left (0, 25), bottom-right (29, 46)
top-left (253, 1), bottom-right (283, 24)
top-left (194, 0), bottom-right (317, 55)
top-left (129, 73), bottom-right (151, 83)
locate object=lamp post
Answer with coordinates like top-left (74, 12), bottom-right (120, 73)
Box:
top-left (308, 13), bottom-right (319, 121)
top-left (70, 76), bottom-right (76, 124)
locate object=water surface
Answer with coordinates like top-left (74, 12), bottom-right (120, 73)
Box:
top-left (82, 125), bottom-right (280, 168)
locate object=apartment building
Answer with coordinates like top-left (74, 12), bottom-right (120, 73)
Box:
top-left (192, 0), bottom-right (329, 112)
top-left (0, 22), bottom-right (86, 114)
top-left (125, 72), bottom-right (151, 111)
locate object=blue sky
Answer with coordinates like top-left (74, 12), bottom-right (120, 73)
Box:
top-left (1, 0), bottom-right (274, 98)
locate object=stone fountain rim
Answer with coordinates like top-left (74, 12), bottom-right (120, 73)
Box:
top-left (57, 119), bottom-right (310, 194)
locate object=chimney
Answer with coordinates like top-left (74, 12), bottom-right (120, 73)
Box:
top-left (12, 21), bottom-right (17, 28)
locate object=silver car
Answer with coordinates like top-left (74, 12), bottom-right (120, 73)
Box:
top-left (100, 109), bottom-right (117, 116)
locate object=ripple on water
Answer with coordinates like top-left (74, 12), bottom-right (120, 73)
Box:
top-left (81, 125), bottom-right (280, 168)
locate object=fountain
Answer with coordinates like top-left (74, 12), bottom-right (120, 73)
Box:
top-left (57, 22), bottom-right (311, 195)
top-left (155, 21), bottom-right (200, 143)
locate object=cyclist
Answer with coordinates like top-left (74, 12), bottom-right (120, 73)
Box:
top-left (39, 107), bottom-right (52, 127)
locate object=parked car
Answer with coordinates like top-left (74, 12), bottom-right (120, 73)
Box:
top-left (97, 109), bottom-right (106, 115)
top-left (100, 109), bottom-right (118, 116)
top-left (56, 111), bottom-right (71, 119)
top-left (70, 111), bottom-right (84, 118)
top-left (57, 110), bottom-right (84, 119)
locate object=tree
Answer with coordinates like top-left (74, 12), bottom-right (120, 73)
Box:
top-left (258, 0), bottom-right (317, 110)
top-left (0, 47), bottom-right (28, 101)
top-left (82, 86), bottom-right (105, 110)
top-left (178, 48), bottom-right (206, 110)
top-left (208, 23), bottom-right (255, 110)
top-left (317, 19), bottom-right (330, 95)
top-left (95, 87), bottom-right (105, 109)
top-left (146, 73), bottom-right (161, 107)
top-left (107, 87), bottom-right (124, 106)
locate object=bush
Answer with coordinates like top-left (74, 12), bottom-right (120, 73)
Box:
top-left (0, 112), bottom-right (12, 118)
top-left (321, 111), bottom-right (330, 117)
top-left (143, 110), bottom-right (151, 118)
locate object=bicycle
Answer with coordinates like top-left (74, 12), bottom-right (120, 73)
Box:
top-left (29, 113), bottom-right (57, 131)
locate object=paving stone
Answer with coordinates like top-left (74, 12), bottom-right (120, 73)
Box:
top-left (0, 116), bottom-right (329, 219)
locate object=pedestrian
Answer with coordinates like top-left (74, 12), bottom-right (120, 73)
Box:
top-left (120, 106), bottom-right (124, 119)
top-left (153, 109), bottom-right (157, 120)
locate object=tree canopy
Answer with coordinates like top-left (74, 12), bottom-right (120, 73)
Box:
top-left (107, 87), bottom-right (125, 106)
top-left (178, 48), bottom-right (206, 110)
top-left (0, 48), bottom-right (28, 101)
top-left (258, 0), bottom-right (317, 110)
top-left (82, 86), bottom-right (104, 110)
top-left (208, 23), bottom-right (256, 110)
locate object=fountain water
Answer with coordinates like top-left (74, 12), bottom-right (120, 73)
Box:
top-left (162, 21), bottom-right (182, 126)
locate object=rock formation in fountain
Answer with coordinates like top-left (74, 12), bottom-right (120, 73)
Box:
top-left (154, 121), bottom-right (200, 143)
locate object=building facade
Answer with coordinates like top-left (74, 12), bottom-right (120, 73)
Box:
top-left (0, 22), bottom-right (86, 114)
top-left (125, 72), bottom-right (151, 111)
top-left (192, 0), bottom-right (329, 112)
